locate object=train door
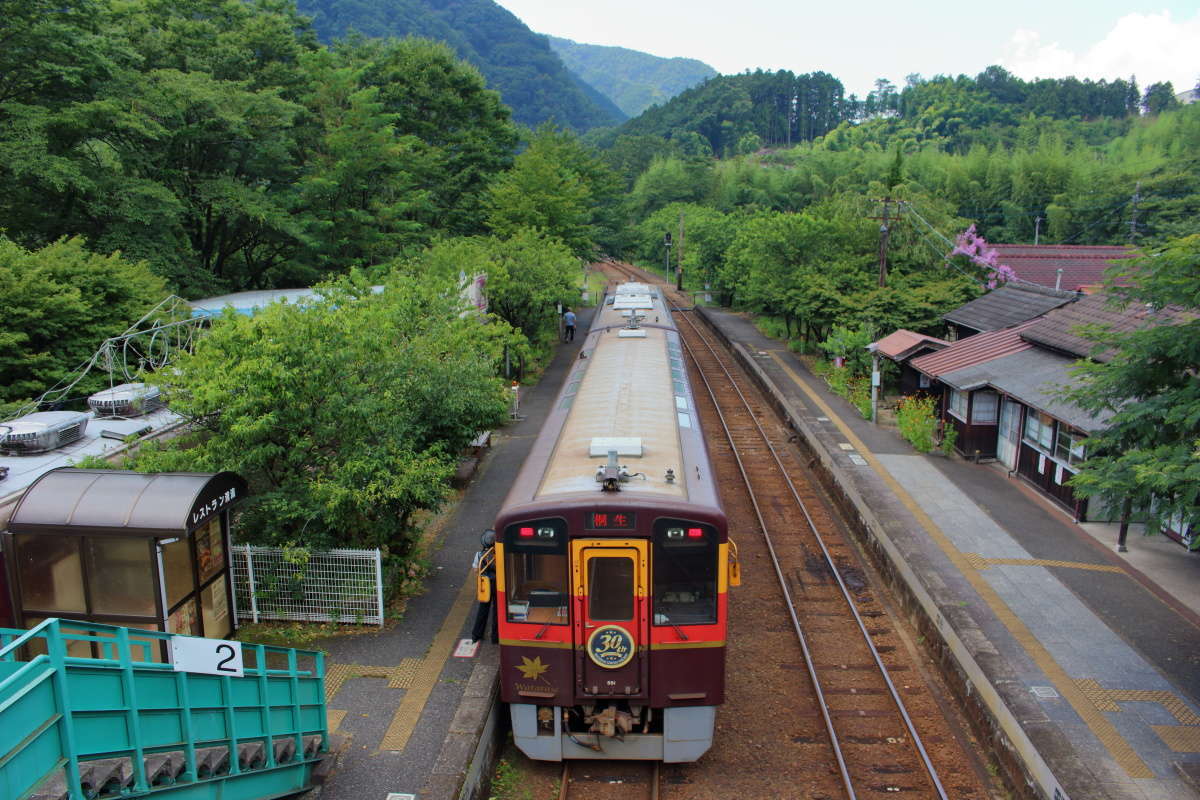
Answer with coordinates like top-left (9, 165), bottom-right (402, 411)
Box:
top-left (571, 540), bottom-right (648, 698)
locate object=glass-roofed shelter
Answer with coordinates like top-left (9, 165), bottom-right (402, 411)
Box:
top-left (3, 468), bottom-right (247, 648)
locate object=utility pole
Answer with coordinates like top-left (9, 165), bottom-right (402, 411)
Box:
top-left (1129, 182), bottom-right (1141, 244)
top-left (677, 213), bottom-right (685, 292)
top-left (870, 197), bottom-right (894, 287)
top-left (1034, 216), bottom-right (1042, 245)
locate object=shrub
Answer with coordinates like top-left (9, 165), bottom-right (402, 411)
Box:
top-left (940, 422), bottom-right (958, 456)
top-left (896, 395), bottom-right (937, 453)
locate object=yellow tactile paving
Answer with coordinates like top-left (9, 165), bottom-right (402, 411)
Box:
top-left (1076, 679), bottom-right (1200, 724)
top-left (378, 572), bottom-right (478, 752)
top-left (1151, 725), bottom-right (1200, 752)
top-left (323, 658), bottom-right (423, 702)
top-left (326, 708), bottom-right (347, 733)
top-left (768, 350), bottom-right (1156, 780)
top-left (964, 552), bottom-right (1125, 574)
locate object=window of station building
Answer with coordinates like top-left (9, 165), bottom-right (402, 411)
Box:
top-left (947, 389), bottom-right (968, 421)
top-left (1023, 410), bottom-right (1055, 451)
top-left (15, 535), bottom-right (85, 614)
top-left (971, 391), bottom-right (999, 424)
top-left (587, 557), bottom-right (634, 621)
top-left (652, 522), bottom-right (717, 625)
top-left (1054, 427), bottom-right (1086, 466)
top-left (85, 536), bottom-right (156, 618)
top-left (161, 536), bottom-right (195, 608)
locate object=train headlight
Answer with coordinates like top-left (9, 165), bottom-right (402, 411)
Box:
top-left (537, 526), bottom-right (555, 539)
top-left (666, 527), bottom-right (685, 540)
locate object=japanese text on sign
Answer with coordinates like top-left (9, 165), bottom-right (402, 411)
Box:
top-left (588, 512), bottom-right (636, 530)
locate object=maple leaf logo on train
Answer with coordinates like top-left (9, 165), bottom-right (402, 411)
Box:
top-left (517, 656), bottom-right (550, 681)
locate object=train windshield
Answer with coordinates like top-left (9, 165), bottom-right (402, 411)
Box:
top-left (652, 520), bottom-right (718, 625)
top-left (503, 519), bottom-right (569, 625)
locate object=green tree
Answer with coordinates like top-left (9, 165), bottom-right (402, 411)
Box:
top-left (415, 231), bottom-right (578, 358)
top-left (0, 236), bottom-right (167, 406)
top-left (131, 274), bottom-right (512, 550)
top-left (293, 47), bottom-right (432, 279)
top-left (485, 126), bottom-right (603, 258)
top-left (1141, 82), bottom-right (1180, 115)
top-left (1065, 236), bottom-right (1200, 539)
top-left (348, 36), bottom-right (518, 236)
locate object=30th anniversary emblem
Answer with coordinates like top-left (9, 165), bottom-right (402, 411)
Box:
top-left (586, 624), bottom-right (635, 668)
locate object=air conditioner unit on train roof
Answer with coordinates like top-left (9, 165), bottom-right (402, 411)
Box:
top-left (0, 410), bottom-right (90, 454)
top-left (589, 437), bottom-right (643, 457)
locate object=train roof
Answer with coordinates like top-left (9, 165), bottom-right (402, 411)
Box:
top-left (502, 282), bottom-right (721, 516)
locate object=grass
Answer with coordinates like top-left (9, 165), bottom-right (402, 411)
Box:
top-left (234, 620), bottom-right (375, 651)
top-left (489, 755), bottom-right (533, 800)
top-left (582, 269), bottom-right (607, 305)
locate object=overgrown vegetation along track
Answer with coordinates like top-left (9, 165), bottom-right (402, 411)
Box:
top-left (558, 760), bottom-right (659, 800)
top-left (592, 261), bottom-right (997, 798)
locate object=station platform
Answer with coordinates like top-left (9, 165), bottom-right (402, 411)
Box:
top-left (695, 305), bottom-right (1200, 800)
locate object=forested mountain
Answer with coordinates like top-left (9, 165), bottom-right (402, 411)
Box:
top-left (606, 66), bottom-right (1180, 158)
top-left (296, 0), bottom-right (626, 130)
top-left (547, 37), bottom-right (716, 117)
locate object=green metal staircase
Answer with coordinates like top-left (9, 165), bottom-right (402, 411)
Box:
top-left (0, 619), bottom-right (328, 800)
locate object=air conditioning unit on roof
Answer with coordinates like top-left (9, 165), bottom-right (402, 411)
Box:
top-left (1, 410), bottom-right (90, 454)
top-left (88, 382), bottom-right (162, 417)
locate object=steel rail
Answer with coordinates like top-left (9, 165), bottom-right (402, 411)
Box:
top-left (557, 760), bottom-right (660, 800)
top-left (672, 307), bottom-right (949, 800)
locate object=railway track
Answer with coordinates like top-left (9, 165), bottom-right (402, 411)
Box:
top-left (673, 305), bottom-right (949, 799)
top-left (578, 261), bottom-right (994, 798)
top-left (558, 760), bottom-right (660, 800)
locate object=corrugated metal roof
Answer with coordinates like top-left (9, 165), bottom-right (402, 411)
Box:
top-left (943, 283), bottom-right (1078, 333)
top-left (911, 321), bottom-right (1038, 378)
top-left (990, 244), bottom-right (1135, 292)
top-left (872, 329), bottom-right (950, 360)
top-left (1021, 291), bottom-right (1193, 361)
top-left (938, 349), bottom-right (1111, 433)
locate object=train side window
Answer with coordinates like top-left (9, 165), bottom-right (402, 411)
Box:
top-left (653, 522), bottom-right (718, 625)
top-left (504, 552), bottom-right (569, 625)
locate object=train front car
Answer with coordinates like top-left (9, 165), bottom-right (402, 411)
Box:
top-left (488, 282), bottom-right (737, 762)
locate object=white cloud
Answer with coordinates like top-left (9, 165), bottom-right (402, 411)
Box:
top-left (1000, 11), bottom-right (1200, 92)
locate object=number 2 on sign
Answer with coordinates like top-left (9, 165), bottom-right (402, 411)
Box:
top-left (171, 636), bottom-right (245, 677)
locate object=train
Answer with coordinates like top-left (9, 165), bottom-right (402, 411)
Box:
top-left (477, 281), bottom-right (739, 762)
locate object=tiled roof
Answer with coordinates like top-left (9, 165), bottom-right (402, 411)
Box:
top-left (990, 244), bottom-right (1136, 292)
top-left (1020, 291), bottom-right (1193, 361)
top-left (943, 283), bottom-right (1078, 333)
top-left (872, 329), bottom-right (950, 361)
top-left (911, 321), bottom-right (1038, 378)
top-left (938, 349), bottom-right (1110, 433)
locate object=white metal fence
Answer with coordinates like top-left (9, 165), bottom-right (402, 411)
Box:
top-left (231, 545), bottom-right (384, 626)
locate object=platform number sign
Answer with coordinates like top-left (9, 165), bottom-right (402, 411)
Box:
top-left (171, 635), bottom-right (245, 677)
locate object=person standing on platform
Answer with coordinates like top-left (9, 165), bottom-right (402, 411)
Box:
top-left (563, 308), bottom-right (577, 342)
top-left (471, 530), bottom-right (498, 644)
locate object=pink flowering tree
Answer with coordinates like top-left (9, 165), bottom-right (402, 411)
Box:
top-left (950, 225), bottom-right (1017, 288)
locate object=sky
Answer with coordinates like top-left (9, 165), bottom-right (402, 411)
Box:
top-left (493, 0), bottom-right (1199, 99)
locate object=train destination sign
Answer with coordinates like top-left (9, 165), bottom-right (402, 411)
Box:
top-left (588, 511), bottom-right (637, 530)
top-left (587, 625), bottom-right (635, 669)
